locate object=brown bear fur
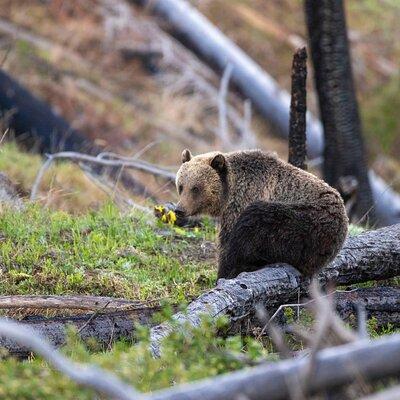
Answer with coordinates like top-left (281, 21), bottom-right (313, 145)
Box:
top-left (176, 149), bottom-right (348, 279)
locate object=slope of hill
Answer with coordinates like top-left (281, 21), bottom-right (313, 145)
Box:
top-left (0, 0), bottom-right (398, 211)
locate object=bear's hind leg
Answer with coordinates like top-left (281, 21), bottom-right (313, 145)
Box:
top-left (217, 201), bottom-right (334, 279)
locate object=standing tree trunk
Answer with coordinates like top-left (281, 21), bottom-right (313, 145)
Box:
top-left (288, 47), bottom-right (308, 171)
top-left (304, 0), bottom-right (376, 224)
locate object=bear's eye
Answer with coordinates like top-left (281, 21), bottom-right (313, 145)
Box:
top-left (178, 185), bottom-right (183, 195)
top-left (191, 186), bottom-right (200, 195)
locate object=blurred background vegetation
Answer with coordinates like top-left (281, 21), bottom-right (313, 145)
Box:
top-left (0, 0), bottom-right (398, 213)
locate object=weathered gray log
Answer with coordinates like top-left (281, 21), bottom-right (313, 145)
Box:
top-left (2, 286), bottom-right (398, 359)
top-left (288, 47), bottom-right (308, 170)
top-left (150, 223), bottom-right (400, 356)
top-left (147, 334), bottom-right (400, 400)
top-left (131, 0), bottom-right (324, 159)
top-left (1, 307), bottom-right (159, 358)
top-left (273, 287), bottom-right (400, 330)
top-left (0, 295), bottom-right (141, 311)
top-left (132, 0), bottom-right (400, 226)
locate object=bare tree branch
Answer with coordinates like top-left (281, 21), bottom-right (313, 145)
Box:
top-left (31, 151), bottom-right (176, 201)
top-left (147, 333), bottom-right (400, 400)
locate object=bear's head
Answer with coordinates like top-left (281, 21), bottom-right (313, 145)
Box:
top-left (175, 149), bottom-right (227, 217)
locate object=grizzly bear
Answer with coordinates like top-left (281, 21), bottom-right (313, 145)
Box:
top-left (175, 149), bottom-right (348, 279)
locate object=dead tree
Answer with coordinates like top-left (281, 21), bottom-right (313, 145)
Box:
top-left (304, 0), bottom-right (376, 224)
top-left (133, 0), bottom-right (400, 226)
top-left (288, 47), bottom-right (308, 170)
top-left (0, 70), bottom-right (150, 198)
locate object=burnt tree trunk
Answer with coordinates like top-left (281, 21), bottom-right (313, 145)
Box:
top-left (0, 70), bottom-right (150, 198)
top-left (1, 307), bottom-right (160, 358)
top-left (304, 0), bottom-right (375, 224)
top-left (288, 47), bottom-right (308, 170)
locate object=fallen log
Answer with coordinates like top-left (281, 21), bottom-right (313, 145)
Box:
top-left (1, 306), bottom-right (159, 358)
top-left (0, 295), bottom-right (142, 311)
top-left (132, 0), bottom-right (400, 226)
top-left (1, 286), bottom-right (399, 358)
top-left (0, 69), bottom-right (150, 198)
top-left (149, 223), bottom-right (400, 356)
top-left (131, 0), bottom-right (324, 158)
top-left (335, 287), bottom-right (400, 329)
top-left (273, 287), bottom-right (400, 329)
top-left (147, 334), bottom-right (400, 400)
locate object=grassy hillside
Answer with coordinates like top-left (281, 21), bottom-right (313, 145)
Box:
top-left (0, 202), bottom-right (216, 303)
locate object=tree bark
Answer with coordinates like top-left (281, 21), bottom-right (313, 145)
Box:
top-left (288, 47), bottom-right (308, 171)
top-left (304, 0), bottom-right (376, 224)
top-left (335, 287), bottom-right (400, 329)
top-left (0, 295), bottom-right (141, 311)
top-left (1, 307), bottom-right (159, 358)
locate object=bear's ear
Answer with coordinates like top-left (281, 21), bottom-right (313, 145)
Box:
top-left (210, 153), bottom-right (226, 172)
top-left (181, 149), bottom-right (192, 163)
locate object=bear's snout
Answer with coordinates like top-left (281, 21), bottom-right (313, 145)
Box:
top-left (174, 204), bottom-right (187, 218)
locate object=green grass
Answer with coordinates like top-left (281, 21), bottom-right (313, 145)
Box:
top-left (0, 204), bottom-right (216, 302)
